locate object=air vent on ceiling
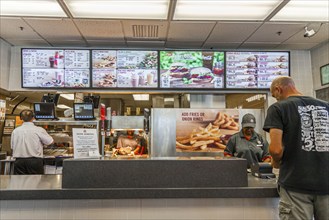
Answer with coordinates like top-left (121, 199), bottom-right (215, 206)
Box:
top-left (132, 25), bottom-right (159, 38)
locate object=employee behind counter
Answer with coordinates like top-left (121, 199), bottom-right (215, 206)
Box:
top-left (224, 113), bottom-right (271, 168)
top-left (115, 130), bottom-right (146, 155)
top-left (11, 109), bottom-right (54, 174)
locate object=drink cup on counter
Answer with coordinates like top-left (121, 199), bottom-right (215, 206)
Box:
top-left (147, 73), bottom-right (154, 85)
top-left (131, 74), bottom-right (139, 87)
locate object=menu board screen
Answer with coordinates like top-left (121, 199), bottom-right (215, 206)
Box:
top-left (91, 50), bottom-right (158, 88)
top-left (159, 51), bottom-right (225, 89)
top-left (226, 52), bottom-right (289, 89)
top-left (22, 49), bottom-right (90, 88)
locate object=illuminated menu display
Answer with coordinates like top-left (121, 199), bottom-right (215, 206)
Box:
top-left (22, 49), bottom-right (90, 88)
top-left (92, 50), bottom-right (158, 88)
top-left (159, 51), bottom-right (225, 89)
top-left (226, 52), bottom-right (289, 89)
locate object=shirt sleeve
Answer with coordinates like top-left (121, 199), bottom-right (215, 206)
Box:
top-left (263, 104), bottom-right (284, 133)
top-left (224, 135), bottom-right (236, 156)
top-left (38, 128), bottom-right (54, 145)
top-left (11, 130), bottom-right (15, 150)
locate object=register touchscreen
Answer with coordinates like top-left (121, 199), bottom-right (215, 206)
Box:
top-left (33, 103), bottom-right (56, 120)
top-left (74, 103), bottom-right (94, 120)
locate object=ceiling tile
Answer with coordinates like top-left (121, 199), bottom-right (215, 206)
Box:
top-left (24, 18), bottom-right (82, 40)
top-left (239, 42), bottom-right (280, 49)
top-left (74, 19), bottom-right (124, 41)
top-left (167, 22), bottom-right (215, 41)
top-left (47, 40), bottom-right (87, 47)
top-left (247, 22), bottom-right (307, 42)
top-left (4, 39), bottom-right (50, 46)
top-left (284, 23), bottom-right (329, 44)
top-left (0, 17), bottom-right (42, 40)
top-left (275, 43), bottom-right (320, 50)
top-left (122, 20), bottom-right (168, 40)
top-left (87, 40), bottom-right (127, 48)
top-left (165, 41), bottom-right (203, 48)
top-left (207, 22), bottom-right (261, 42)
top-left (202, 42), bottom-right (241, 49)
top-left (126, 40), bottom-right (165, 48)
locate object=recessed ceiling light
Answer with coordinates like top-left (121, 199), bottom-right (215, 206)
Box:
top-left (64, 0), bottom-right (170, 19)
top-left (271, 0), bottom-right (329, 21)
top-left (174, 0), bottom-right (283, 20)
top-left (133, 94), bottom-right (149, 101)
top-left (60, 94), bottom-right (74, 100)
top-left (0, 0), bottom-right (67, 17)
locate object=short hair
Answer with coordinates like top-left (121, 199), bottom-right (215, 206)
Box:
top-left (20, 109), bottom-right (34, 122)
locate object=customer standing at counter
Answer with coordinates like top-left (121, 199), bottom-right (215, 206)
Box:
top-left (11, 109), bottom-right (54, 174)
top-left (224, 113), bottom-right (271, 168)
top-left (263, 76), bottom-right (329, 220)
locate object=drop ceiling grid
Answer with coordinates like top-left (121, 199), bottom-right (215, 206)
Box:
top-left (206, 23), bottom-right (261, 42)
top-left (74, 19), bottom-right (125, 41)
top-left (0, 17), bottom-right (42, 40)
top-left (24, 18), bottom-right (83, 40)
top-left (284, 23), bottom-right (329, 44)
top-left (167, 22), bottom-right (215, 41)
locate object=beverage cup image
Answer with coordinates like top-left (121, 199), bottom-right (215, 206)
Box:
top-left (147, 73), bottom-right (154, 85)
top-left (131, 74), bottom-right (139, 87)
top-left (49, 56), bottom-right (55, 68)
top-left (139, 74), bottom-right (145, 86)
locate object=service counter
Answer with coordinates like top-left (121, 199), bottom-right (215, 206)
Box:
top-left (0, 157), bottom-right (278, 200)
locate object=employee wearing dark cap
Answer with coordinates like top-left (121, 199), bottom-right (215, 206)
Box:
top-left (224, 113), bottom-right (271, 168)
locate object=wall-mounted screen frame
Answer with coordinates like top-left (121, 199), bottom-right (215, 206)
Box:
top-left (320, 64), bottom-right (329, 86)
top-left (159, 50), bottom-right (225, 89)
top-left (225, 51), bottom-right (290, 89)
top-left (21, 48), bottom-right (91, 89)
top-left (91, 50), bottom-right (158, 89)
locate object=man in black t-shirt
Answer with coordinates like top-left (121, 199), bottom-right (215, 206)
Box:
top-left (263, 76), bottom-right (329, 220)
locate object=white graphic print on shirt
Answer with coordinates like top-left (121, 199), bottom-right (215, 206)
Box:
top-left (298, 105), bottom-right (329, 152)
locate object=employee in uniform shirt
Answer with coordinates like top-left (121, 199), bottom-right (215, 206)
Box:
top-left (224, 113), bottom-right (271, 168)
top-left (11, 109), bottom-right (54, 174)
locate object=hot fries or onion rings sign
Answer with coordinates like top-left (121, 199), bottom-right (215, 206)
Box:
top-left (176, 109), bottom-right (239, 152)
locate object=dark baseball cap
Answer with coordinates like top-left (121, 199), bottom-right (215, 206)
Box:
top-left (242, 113), bottom-right (256, 128)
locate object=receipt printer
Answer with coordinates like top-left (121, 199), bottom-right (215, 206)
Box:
top-left (251, 163), bottom-right (276, 179)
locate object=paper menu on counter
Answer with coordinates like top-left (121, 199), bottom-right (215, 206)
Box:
top-left (73, 128), bottom-right (100, 159)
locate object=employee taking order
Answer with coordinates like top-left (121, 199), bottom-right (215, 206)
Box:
top-left (11, 109), bottom-right (54, 174)
top-left (224, 113), bottom-right (271, 168)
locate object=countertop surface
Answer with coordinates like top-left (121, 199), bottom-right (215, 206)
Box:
top-left (0, 174), bottom-right (278, 200)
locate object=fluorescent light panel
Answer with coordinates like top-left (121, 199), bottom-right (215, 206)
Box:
top-left (271, 1), bottom-right (329, 22)
top-left (64, 0), bottom-right (170, 19)
top-left (174, 0), bottom-right (283, 20)
top-left (60, 94), bottom-right (75, 100)
top-left (0, 0), bottom-right (67, 17)
top-left (57, 104), bottom-right (71, 109)
top-left (133, 94), bottom-right (149, 101)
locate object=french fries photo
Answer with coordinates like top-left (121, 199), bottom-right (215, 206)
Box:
top-left (176, 111), bottom-right (239, 152)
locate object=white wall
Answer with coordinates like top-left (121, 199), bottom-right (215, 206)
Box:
top-left (311, 41), bottom-right (329, 91)
top-left (0, 39), bottom-right (12, 90)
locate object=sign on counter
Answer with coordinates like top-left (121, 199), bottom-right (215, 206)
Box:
top-left (72, 128), bottom-right (100, 159)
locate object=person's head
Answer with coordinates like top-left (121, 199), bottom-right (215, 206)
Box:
top-left (127, 130), bottom-right (134, 136)
top-left (20, 109), bottom-right (34, 122)
top-left (241, 113), bottom-right (256, 136)
top-left (270, 76), bottom-right (301, 101)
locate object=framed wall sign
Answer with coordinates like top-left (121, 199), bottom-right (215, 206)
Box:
top-left (320, 64), bottom-right (329, 86)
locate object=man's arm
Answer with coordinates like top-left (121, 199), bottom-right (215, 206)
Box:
top-left (269, 128), bottom-right (283, 168)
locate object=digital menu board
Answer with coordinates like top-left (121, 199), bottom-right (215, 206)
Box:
top-left (22, 49), bottom-right (90, 88)
top-left (92, 50), bottom-right (158, 88)
top-left (159, 51), bottom-right (225, 89)
top-left (226, 52), bottom-right (289, 89)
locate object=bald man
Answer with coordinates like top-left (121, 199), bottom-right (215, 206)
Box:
top-left (263, 76), bottom-right (329, 220)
